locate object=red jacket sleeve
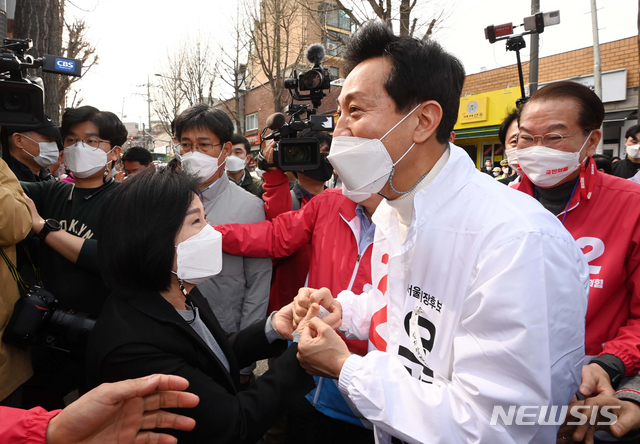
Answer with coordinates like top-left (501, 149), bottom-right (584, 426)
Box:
top-left (0, 406), bottom-right (61, 443)
top-left (601, 229), bottom-right (640, 377)
top-left (261, 170), bottom-right (292, 221)
top-left (215, 194), bottom-right (321, 259)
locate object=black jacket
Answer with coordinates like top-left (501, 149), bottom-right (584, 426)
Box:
top-left (86, 288), bottom-right (314, 443)
top-left (612, 156), bottom-right (640, 179)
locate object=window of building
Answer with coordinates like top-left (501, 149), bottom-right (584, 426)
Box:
top-left (246, 112), bottom-right (258, 132)
top-left (323, 3), bottom-right (353, 31)
top-left (324, 30), bottom-right (345, 57)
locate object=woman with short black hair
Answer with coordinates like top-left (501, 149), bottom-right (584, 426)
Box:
top-left (86, 166), bottom-right (330, 443)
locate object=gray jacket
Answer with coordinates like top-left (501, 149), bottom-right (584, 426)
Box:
top-left (197, 175), bottom-right (272, 338)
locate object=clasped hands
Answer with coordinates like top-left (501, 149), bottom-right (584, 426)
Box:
top-left (272, 287), bottom-right (352, 379)
top-left (557, 364), bottom-right (640, 444)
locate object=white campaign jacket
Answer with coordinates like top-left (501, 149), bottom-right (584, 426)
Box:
top-left (336, 144), bottom-right (589, 444)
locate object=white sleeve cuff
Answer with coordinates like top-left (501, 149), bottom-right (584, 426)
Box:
top-left (336, 290), bottom-right (355, 335)
top-left (338, 354), bottom-right (364, 396)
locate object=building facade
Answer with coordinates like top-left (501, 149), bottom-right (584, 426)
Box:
top-left (216, 0), bottom-right (351, 157)
top-left (455, 36), bottom-right (639, 168)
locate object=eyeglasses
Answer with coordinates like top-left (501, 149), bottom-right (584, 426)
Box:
top-left (516, 130), bottom-right (583, 149)
top-left (179, 142), bottom-right (222, 152)
top-left (63, 136), bottom-right (111, 149)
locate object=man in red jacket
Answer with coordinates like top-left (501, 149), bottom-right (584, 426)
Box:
top-left (514, 81), bottom-right (640, 400)
top-left (215, 188), bottom-right (382, 443)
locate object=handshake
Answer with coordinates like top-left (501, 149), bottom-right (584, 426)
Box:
top-left (272, 287), bottom-right (353, 379)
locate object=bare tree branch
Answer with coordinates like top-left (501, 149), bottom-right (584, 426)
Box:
top-left (245, 0), bottom-right (306, 113)
top-left (153, 36), bottom-right (218, 136)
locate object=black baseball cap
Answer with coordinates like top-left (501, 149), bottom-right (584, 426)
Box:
top-left (5, 114), bottom-right (61, 139)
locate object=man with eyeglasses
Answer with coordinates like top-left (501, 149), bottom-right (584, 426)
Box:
top-left (18, 106), bottom-right (127, 410)
top-left (513, 81), bottom-right (640, 437)
top-left (175, 104), bottom-right (272, 389)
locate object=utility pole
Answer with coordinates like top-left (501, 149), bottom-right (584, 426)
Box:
top-left (135, 76), bottom-right (154, 150)
top-left (528, 0), bottom-right (540, 95)
top-left (590, 0), bottom-right (602, 99)
top-left (147, 74), bottom-right (152, 131)
top-left (590, 0), bottom-right (603, 154)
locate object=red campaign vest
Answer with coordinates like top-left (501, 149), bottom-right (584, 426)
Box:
top-left (516, 158), bottom-right (640, 376)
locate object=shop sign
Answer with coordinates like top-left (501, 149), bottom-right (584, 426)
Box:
top-left (460, 97), bottom-right (488, 123)
top-left (247, 134), bottom-right (261, 145)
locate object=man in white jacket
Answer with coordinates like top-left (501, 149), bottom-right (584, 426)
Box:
top-left (294, 21), bottom-right (590, 443)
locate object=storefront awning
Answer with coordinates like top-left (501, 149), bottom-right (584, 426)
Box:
top-left (453, 125), bottom-right (501, 140)
top-left (604, 110), bottom-right (636, 126)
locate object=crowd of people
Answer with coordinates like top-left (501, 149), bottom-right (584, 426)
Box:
top-left (2, 20), bottom-right (640, 444)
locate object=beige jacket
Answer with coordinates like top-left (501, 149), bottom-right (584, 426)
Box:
top-left (0, 158), bottom-right (33, 401)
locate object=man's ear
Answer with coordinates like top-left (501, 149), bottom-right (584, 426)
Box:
top-left (11, 133), bottom-right (26, 150)
top-left (413, 101), bottom-right (443, 145)
top-left (246, 154), bottom-right (252, 163)
top-left (585, 130), bottom-right (602, 158)
top-left (222, 141), bottom-right (233, 156)
top-left (110, 146), bottom-right (122, 162)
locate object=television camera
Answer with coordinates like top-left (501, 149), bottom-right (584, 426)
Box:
top-left (0, 37), bottom-right (82, 128)
top-left (257, 43), bottom-right (335, 172)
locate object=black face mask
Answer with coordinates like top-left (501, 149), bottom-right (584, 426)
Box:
top-left (301, 153), bottom-right (334, 183)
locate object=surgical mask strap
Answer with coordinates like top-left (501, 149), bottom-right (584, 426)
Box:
top-left (578, 131), bottom-right (593, 156)
top-left (380, 103), bottom-right (422, 142)
top-left (102, 147), bottom-right (115, 183)
top-left (382, 104), bottom-right (424, 196)
top-left (19, 134), bottom-right (44, 159)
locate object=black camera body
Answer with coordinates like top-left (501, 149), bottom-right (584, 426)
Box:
top-left (257, 44), bottom-right (335, 172)
top-left (3, 286), bottom-right (95, 350)
top-left (0, 38), bottom-right (82, 129)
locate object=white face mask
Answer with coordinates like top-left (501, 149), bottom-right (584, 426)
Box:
top-left (626, 144), bottom-right (640, 159)
top-left (518, 131), bottom-right (592, 188)
top-left (225, 155), bottom-right (246, 173)
top-left (174, 224), bottom-right (223, 285)
top-left (63, 142), bottom-right (114, 178)
top-left (182, 151), bottom-right (226, 182)
top-left (20, 134), bottom-right (60, 168)
top-left (341, 183), bottom-right (371, 203)
top-left (505, 148), bottom-right (518, 170)
top-left (328, 103), bottom-right (421, 195)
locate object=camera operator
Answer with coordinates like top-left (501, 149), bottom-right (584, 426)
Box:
top-left (0, 157), bottom-right (33, 408)
top-left (2, 116), bottom-right (61, 183)
top-left (258, 130), bottom-right (334, 323)
top-left (261, 129), bottom-right (333, 216)
top-left (18, 105), bottom-right (126, 410)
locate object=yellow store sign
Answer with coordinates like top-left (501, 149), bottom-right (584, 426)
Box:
top-left (460, 97), bottom-right (488, 123)
top-left (455, 86), bottom-right (522, 131)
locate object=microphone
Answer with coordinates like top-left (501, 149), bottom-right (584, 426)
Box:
top-left (306, 44), bottom-right (326, 66)
top-left (266, 112), bottom-right (286, 131)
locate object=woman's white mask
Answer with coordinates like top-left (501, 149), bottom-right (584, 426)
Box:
top-left (173, 224), bottom-right (223, 285)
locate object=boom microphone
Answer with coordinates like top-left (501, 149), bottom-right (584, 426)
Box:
top-left (266, 112), bottom-right (286, 131)
top-left (306, 44), bottom-right (326, 66)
